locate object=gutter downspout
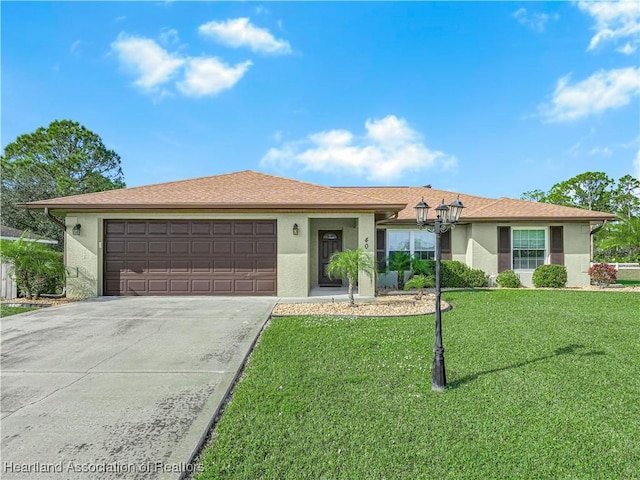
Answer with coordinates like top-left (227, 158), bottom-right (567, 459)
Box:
top-left (44, 208), bottom-right (66, 232)
top-left (45, 208), bottom-right (68, 271)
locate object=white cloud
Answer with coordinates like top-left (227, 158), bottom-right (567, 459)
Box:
top-left (513, 8), bottom-right (559, 32)
top-left (588, 146), bottom-right (613, 156)
top-left (578, 0), bottom-right (640, 53)
top-left (158, 27), bottom-right (179, 46)
top-left (70, 40), bottom-right (85, 56)
top-left (199, 17), bottom-right (292, 54)
top-left (539, 67), bottom-right (640, 122)
top-left (617, 42), bottom-right (638, 54)
top-left (260, 115), bottom-right (456, 182)
top-left (111, 33), bottom-right (184, 91)
top-left (177, 57), bottom-right (252, 97)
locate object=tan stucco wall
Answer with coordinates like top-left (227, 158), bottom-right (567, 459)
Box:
top-left (463, 222), bottom-right (592, 287)
top-left (63, 211), bottom-right (376, 299)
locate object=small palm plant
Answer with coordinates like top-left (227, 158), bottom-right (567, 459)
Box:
top-left (404, 274), bottom-right (435, 300)
top-left (327, 248), bottom-right (376, 306)
top-left (386, 251), bottom-right (412, 290)
top-left (0, 233), bottom-right (65, 299)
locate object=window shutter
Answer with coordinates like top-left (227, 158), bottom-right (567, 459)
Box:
top-left (376, 229), bottom-right (386, 271)
top-left (497, 226), bottom-right (511, 272)
top-left (441, 230), bottom-right (452, 260)
top-left (550, 226), bottom-right (564, 265)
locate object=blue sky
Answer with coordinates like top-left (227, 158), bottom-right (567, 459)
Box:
top-left (2, 1), bottom-right (639, 199)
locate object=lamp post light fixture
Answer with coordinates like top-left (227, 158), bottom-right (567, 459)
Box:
top-left (414, 195), bottom-right (464, 392)
top-left (72, 223), bottom-right (82, 236)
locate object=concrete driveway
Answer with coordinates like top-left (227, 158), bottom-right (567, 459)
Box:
top-left (1, 296), bottom-right (276, 479)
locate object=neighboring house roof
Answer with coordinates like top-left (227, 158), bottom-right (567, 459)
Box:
top-left (19, 170), bottom-right (616, 223)
top-left (0, 225), bottom-right (58, 244)
top-left (20, 170), bottom-right (405, 215)
top-left (337, 187), bottom-right (616, 223)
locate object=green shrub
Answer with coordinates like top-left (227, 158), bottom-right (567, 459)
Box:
top-left (414, 260), bottom-right (487, 288)
top-left (532, 264), bottom-right (567, 288)
top-left (587, 263), bottom-right (617, 286)
top-left (0, 235), bottom-right (65, 299)
top-left (496, 270), bottom-right (522, 288)
top-left (467, 268), bottom-right (489, 287)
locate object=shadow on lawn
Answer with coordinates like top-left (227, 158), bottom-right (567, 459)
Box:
top-left (448, 344), bottom-right (606, 389)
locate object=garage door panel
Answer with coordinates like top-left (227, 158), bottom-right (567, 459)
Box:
top-left (170, 260), bottom-right (189, 272)
top-left (192, 260), bottom-right (211, 273)
top-left (126, 279), bottom-right (147, 294)
top-left (257, 259), bottom-right (276, 272)
top-left (170, 242), bottom-right (190, 254)
top-left (192, 242), bottom-right (211, 254)
top-left (235, 260), bottom-right (253, 273)
top-left (170, 279), bottom-right (189, 292)
top-left (256, 222), bottom-right (275, 235)
top-left (213, 280), bottom-right (233, 293)
top-left (256, 241), bottom-right (276, 255)
top-left (104, 220), bottom-right (276, 296)
top-left (127, 222), bottom-right (147, 234)
top-left (234, 223), bottom-right (254, 235)
top-left (191, 279), bottom-right (211, 292)
top-left (257, 279), bottom-right (276, 293)
top-left (149, 260), bottom-right (169, 272)
top-left (149, 241), bottom-right (168, 254)
top-left (234, 242), bottom-right (254, 254)
top-left (213, 260), bottom-right (233, 272)
top-left (213, 223), bottom-right (232, 235)
top-left (107, 241), bottom-right (125, 253)
top-left (106, 222), bottom-right (126, 234)
top-left (234, 280), bottom-right (254, 292)
top-left (170, 223), bottom-right (189, 234)
top-left (149, 280), bottom-right (169, 293)
top-left (127, 260), bottom-right (146, 273)
top-left (148, 223), bottom-right (168, 234)
top-left (213, 242), bottom-right (232, 254)
top-left (191, 223), bottom-right (212, 235)
top-left (127, 242), bottom-right (146, 254)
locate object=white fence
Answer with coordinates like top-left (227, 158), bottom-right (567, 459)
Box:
top-left (590, 262), bottom-right (640, 270)
top-left (1, 263), bottom-right (17, 299)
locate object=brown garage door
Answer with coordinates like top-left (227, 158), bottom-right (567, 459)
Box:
top-left (104, 220), bottom-right (277, 296)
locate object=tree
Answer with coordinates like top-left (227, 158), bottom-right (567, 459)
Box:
top-left (614, 174), bottom-right (640, 219)
top-left (521, 171), bottom-right (615, 212)
top-left (1, 120), bottom-right (125, 248)
top-left (0, 234), bottom-right (65, 299)
top-left (326, 248), bottom-right (376, 306)
top-left (595, 216), bottom-right (640, 262)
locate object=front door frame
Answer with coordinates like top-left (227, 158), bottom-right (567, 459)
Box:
top-left (318, 230), bottom-right (343, 286)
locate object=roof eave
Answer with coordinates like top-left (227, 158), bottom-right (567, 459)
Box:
top-left (19, 202), bottom-right (407, 214)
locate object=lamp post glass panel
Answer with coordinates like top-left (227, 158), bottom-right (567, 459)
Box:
top-left (414, 196), bottom-right (464, 391)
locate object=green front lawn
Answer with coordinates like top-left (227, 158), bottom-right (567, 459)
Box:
top-left (0, 305), bottom-right (39, 317)
top-left (196, 290), bottom-right (640, 479)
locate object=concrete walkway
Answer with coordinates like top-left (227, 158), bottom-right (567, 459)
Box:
top-left (1, 296), bottom-right (276, 479)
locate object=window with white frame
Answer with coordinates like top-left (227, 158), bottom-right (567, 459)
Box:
top-left (387, 230), bottom-right (435, 262)
top-left (512, 229), bottom-right (546, 270)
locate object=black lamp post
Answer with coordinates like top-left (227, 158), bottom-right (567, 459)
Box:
top-left (414, 196), bottom-right (464, 391)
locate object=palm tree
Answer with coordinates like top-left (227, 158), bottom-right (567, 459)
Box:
top-left (596, 216), bottom-right (640, 262)
top-left (404, 274), bottom-right (435, 300)
top-left (0, 233), bottom-right (65, 299)
top-left (385, 251), bottom-right (412, 290)
top-left (327, 248), bottom-right (376, 306)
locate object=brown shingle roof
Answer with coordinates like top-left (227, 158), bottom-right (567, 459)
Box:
top-left (21, 170), bottom-right (616, 222)
top-left (337, 187), bottom-right (616, 222)
top-left (20, 170), bottom-right (405, 213)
